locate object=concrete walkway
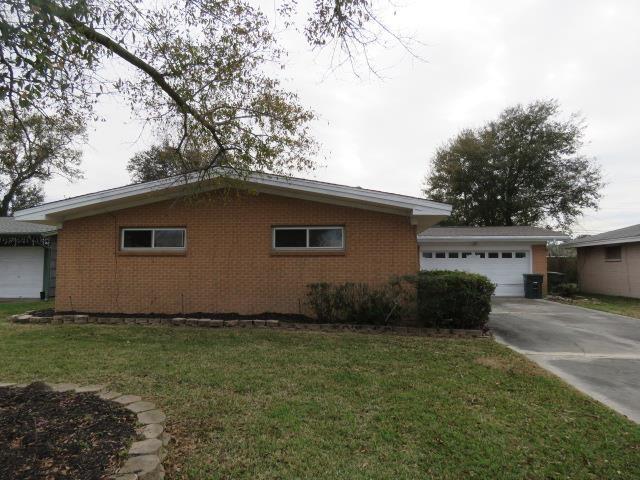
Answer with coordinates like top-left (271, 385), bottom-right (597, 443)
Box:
top-left (489, 297), bottom-right (640, 423)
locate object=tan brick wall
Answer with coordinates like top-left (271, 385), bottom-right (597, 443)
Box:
top-left (577, 244), bottom-right (640, 298)
top-left (531, 244), bottom-right (548, 293)
top-left (55, 190), bottom-right (419, 314)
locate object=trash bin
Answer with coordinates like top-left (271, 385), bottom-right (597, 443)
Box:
top-left (547, 272), bottom-right (565, 295)
top-left (523, 274), bottom-right (544, 299)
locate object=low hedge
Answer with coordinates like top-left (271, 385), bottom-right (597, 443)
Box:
top-left (306, 278), bottom-right (415, 325)
top-left (307, 271), bottom-right (494, 329)
top-left (416, 270), bottom-right (495, 329)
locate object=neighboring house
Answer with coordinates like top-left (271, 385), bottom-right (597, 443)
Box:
top-left (13, 172), bottom-right (451, 314)
top-left (0, 217), bottom-right (57, 299)
top-left (566, 223), bottom-right (640, 299)
top-left (418, 226), bottom-right (569, 296)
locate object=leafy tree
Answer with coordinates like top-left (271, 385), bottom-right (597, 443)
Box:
top-left (127, 140), bottom-right (205, 183)
top-left (423, 100), bottom-right (603, 230)
top-left (0, 107), bottom-right (84, 216)
top-left (0, 0), bottom-right (413, 179)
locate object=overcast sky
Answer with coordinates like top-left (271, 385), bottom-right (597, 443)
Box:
top-left (44, 0), bottom-right (639, 235)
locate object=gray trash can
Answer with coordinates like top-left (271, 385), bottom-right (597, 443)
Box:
top-left (523, 274), bottom-right (544, 299)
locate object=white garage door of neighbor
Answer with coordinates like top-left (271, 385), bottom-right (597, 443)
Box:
top-left (0, 247), bottom-right (44, 298)
top-left (420, 248), bottom-right (532, 296)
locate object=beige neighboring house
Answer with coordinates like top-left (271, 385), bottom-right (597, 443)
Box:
top-left (568, 223), bottom-right (640, 299)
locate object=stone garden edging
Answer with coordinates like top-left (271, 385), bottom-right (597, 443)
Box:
top-left (0, 381), bottom-right (169, 480)
top-left (9, 313), bottom-right (488, 338)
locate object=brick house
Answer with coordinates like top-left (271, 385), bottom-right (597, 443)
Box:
top-left (14, 173), bottom-right (451, 314)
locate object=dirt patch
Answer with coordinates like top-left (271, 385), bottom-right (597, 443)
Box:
top-left (475, 356), bottom-right (548, 377)
top-left (0, 382), bottom-right (136, 480)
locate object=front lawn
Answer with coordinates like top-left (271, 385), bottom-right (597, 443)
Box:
top-left (0, 301), bottom-right (638, 479)
top-left (551, 293), bottom-right (640, 320)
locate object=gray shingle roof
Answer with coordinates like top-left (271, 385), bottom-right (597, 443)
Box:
top-left (568, 223), bottom-right (640, 247)
top-left (0, 217), bottom-right (57, 235)
top-left (419, 226), bottom-right (567, 238)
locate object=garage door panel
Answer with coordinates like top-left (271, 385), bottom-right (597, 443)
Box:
top-left (420, 248), bottom-right (531, 297)
top-left (0, 247), bottom-right (44, 298)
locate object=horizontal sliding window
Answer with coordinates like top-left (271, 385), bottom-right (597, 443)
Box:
top-left (273, 227), bottom-right (344, 250)
top-left (121, 228), bottom-right (186, 250)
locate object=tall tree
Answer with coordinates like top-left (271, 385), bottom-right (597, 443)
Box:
top-left (0, 0), bottom-right (414, 180)
top-left (423, 100), bottom-right (603, 230)
top-left (127, 140), bottom-right (204, 183)
top-left (0, 107), bottom-right (84, 216)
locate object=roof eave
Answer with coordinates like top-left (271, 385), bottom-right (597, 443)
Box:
top-left (418, 235), bottom-right (571, 244)
top-left (14, 171), bottom-right (451, 224)
top-left (567, 236), bottom-right (640, 248)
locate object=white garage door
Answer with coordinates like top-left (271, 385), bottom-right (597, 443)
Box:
top-left (420, 248), bottom-right (531, 296)
top-left (0, 247), bottom-right (44, 298)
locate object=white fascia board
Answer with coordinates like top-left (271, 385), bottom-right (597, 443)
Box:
top-left (568, 236), bottom-right (640, 248)
top-left (417, 235), bottom-right (570, 245)
top-left (14, 170), bottom-right (451, 223)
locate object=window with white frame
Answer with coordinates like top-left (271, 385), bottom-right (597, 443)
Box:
top-left (121, 228), bottom-right (186, 250)
top-left (272, 226), bottom-right (344, 250)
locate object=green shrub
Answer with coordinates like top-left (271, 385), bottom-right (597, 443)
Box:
top-left (307, 280), bottom-right (413, 325)
top-left (415, 270), bottom-right (495, 329)
top-left (555, 282), bottom-right (580, 298)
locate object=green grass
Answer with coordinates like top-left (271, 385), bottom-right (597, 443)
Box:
top-left (0, 298), bottom-right (53, 316)
top-left (0, 300), bottom-right (639, 479)
top-left (553, 293), bottom-right (640, 319)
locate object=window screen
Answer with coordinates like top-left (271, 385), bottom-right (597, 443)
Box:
top-left (309, 228), bottom-right (343, 248)
top-left (154, 229), bottom-right (185, 248)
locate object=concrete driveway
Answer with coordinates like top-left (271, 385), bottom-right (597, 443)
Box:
top-left (489, 298), bottom-right (640, 423)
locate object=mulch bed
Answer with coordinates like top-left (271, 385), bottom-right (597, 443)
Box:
top-left (0, 382), bottom-right (136, 480)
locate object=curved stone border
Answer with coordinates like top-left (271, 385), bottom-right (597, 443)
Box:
top-left (9, 313), bottom-right (488, 337)
top-left (0, 381), bottom-right (169, 480)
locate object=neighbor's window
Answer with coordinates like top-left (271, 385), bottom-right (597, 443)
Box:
top-left (461, 252), bottom-right (472, 258)
top-left (422, 252), bottom-right (433, 259)
top-left (515, 252), bottom-right (527, 258)
top-left (448, 252), bottom-right (459, 258)
top-left (273, 227), bottom-right (344, 250)
top-left (435, 252), bottom-right (446, 259)
top-left (121, 228), bottom-right (186, 250)
top-left (501, 252), bottom-right (513, 258)
top-left (605, 246), bottom-right (622, 261)
top-left (488, 252), bottom-right (499, 259)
